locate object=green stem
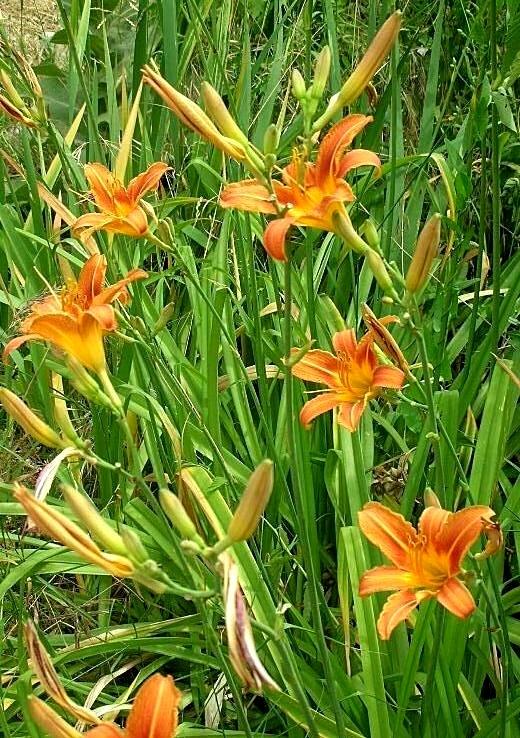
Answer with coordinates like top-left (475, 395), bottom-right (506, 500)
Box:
top-left (490, 0), bottom-right (501, 359)
top-left (283, 261), bottom-right (345, 738)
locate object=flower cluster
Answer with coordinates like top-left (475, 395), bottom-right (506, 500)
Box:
top-left (0, 10), bottom-right (505, 738)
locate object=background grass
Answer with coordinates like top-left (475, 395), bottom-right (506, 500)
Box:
top-left (1, 0), bottom-right (520, 736)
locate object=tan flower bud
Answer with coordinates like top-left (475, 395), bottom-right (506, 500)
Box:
top-left (62, 486), bottom-right (128, 556)
top-left (405, 213), bottom-right (442, 293)
top-left (28, 697), bottom-right (83, 738)
top-left (200, 82), bottom-right (249, 144)
top-left (0, 388), bottom-right (66, 449)
top-left (228, 460), bottom-right (274, 542)
top-left (291, 69), bottom-right (307, 100)
top-left (312, 11), bottom-right (401, 131)
top-left (310, 46), bottom-right (331, 99)
top-left (338, 12), bottom-right (401, 105)
top-left (142, 65), bottom-right (246, 160)
top-left (14, 485), bottom-right (134, 578)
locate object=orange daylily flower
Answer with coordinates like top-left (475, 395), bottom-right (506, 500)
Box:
top-left (358, 499), bottom-right (502, 640)
top-left (73, 161), bottom-right (170, 241)
top-left (3, 254), bottom-right (147, 373)
top-left (29, 673), bottom-right (181, 738)
top-left (220, 114), bottom-right (380, 260)
top-left (291, 324), bottom-right (405, 431)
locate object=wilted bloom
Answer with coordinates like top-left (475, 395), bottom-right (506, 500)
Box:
top-left (358, 498), bottom-right (502, 639)
top-left (223, 557), bottom-right (279, 691)
top-left (3, 254), bottom-right (147, 373)
top-left (220, 114), bottom-right (380, 260)
top-left (73, 162), bottom-right (170, 241)
top-left (14, 485), bottom-right (135, 578)
top-left (25, 620), bottom-right (100, 725)
top-left (291, 326), bottom-right (405, 431)
top-left (28, 673), bottom-right (180, 738)
top-left (142, 64), bottom-right (246, 160)
top-left (361, 304), bottom-right (408, 372)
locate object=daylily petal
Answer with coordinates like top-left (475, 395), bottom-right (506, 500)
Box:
top-left (332, 329), bottom-right (357, 358)
top-left (220, 180), bottom-right (277, 214)
top-left (87, 305), bottom-right (117, 331)
top-left (291, 349), bottom-right (342, 387)
top-left (84, 727), bottom-right (125, 738)
top-left (76, 254), bottom-right (107, 304)
top-left (73, 212), bottom-right (120, 239)
top-left (315, 114), bottom-right (373, 184)
top-left (3, 333), bottom-right (39, 361)
top-left (125, 674), bottom-right (181, 738)
top-left (437, 505), bottom-right (496, 575)
top-left (28, 312), bottom-right (106, 372)
top-left (299, 392), bottom-right (342, 427)
top-left (358, 501), bottom-right (418, 568)
top-left (337, 400), bottom-right (366, 431)
top-left (93, 269), bottom-right (148, 306)
top-left (377, 589), bottom-right (419, 640)
top-left (436, 577), bottom-right (476, 619)
top-left (372, 365), bottom-right (405, 389)
top-left (263, 217), bottom-right (295, 261)
top-left (359, 565), bottom-right (415, 595)
top-left (418, 505), bottom-right (451, 542)
top-left (126, 162), bottom-right (170, 203)
top-left (336, 148), bottom-right (381, 178)
top-left (84, 163), bottom-right (118, 211)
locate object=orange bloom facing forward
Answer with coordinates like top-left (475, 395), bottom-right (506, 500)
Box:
top-left (220, 114), bottom-right (380, 260)
top-left (358, 499), bottom-right (502, 639)
top-left (73, 162), bottom-right (169, 241)
top-left (291, 326), bottom-right (405, 431)
top-left (3, 254), bottom-right (147, 372)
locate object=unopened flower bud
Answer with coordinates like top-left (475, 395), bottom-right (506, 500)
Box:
top-left (424, 489), bottom-right (441, 508)
top-left (0, 388), bottom-right (66, 449)
top-left (291, 69), bottom-right (307, 100)
top-left (337, 11), bottom-right (401, 106)
top-left (263, 123), bottom-right (280, 156)
top-left (28, 697), bottom-right (83, 738)
top-left (0, 70), bottom-right (28, 112)
top-left (160, 488), bottom-right (199, 540)
top-left (62, 485), bottom-right (128, 555)
top-left (142, 65), bottom-right (246, 160)
top-left (365, 250), bottom-right (395, 295)
top-left (228, 460), bottom-right (274, 542)
top-left (312, 11), bottom-right (401, 131)
top-left (121, 527), bottom-right (149, 564)
top-left (360, 218), bottom-right (380, 249)
top-left (201, 82), bottom-right (249, 144)
top-left (153, 302), bottom-right (175, 334)
top-left (405, 213), bottom-right (442, 293)
top-left (310, 46), bottom-right (331, 99)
